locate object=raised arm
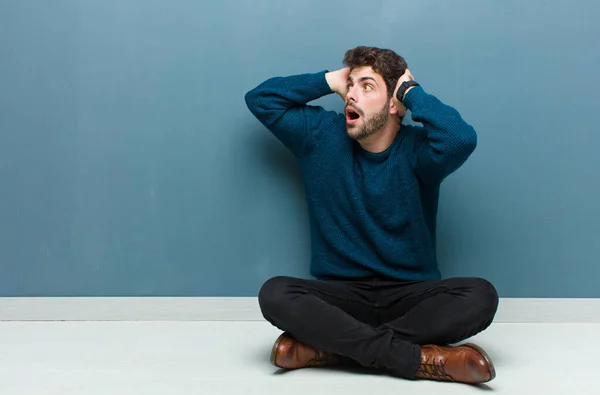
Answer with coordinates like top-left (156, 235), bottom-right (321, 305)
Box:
top-left (394, 70), bottom-right (477, 183)
top-left (244, 69), bottom-right (349, 157)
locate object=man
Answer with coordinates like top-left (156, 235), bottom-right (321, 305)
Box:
top-left (244, 46), bottom-right (498, 384)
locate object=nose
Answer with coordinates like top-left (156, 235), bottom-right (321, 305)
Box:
top-left (346, 85), bottom-right (357, 103)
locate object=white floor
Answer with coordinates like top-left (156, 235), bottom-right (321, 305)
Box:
top-left (0, 321), bottom-right (598, 395)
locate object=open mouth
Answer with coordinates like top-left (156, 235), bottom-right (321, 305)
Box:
top-left (345, 106), bottom-right (361, 124)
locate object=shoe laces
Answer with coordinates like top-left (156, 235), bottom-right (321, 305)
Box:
top-left (419, 356), bottom-right (453, 380)
top-left (309, 349), bottom-right (338, 366)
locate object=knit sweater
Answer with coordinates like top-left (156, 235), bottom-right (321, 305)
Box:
top-left (244, 71), bottom-right (477, 281)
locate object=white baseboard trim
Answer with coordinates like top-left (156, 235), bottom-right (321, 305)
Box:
top-left (0, 297), bottom-right (599, 323)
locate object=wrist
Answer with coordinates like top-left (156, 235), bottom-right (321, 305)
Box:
top-left (325, 68), bottom-right (350, 96)
top-left (403, 86), bottom-right (416, 100)
top-left (396, 80), bottom-right (420, 103)
top-left (325, 71), bottom-right (340, 93)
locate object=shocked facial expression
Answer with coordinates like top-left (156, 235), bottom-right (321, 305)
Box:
top-left (344, 66), bottom-right (391, 141)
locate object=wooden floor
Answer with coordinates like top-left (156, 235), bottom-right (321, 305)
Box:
top-left (0, 320), bottom-right (597, 394)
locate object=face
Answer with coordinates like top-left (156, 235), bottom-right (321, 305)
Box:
top-left (344, 66), bottom-right (392, 141)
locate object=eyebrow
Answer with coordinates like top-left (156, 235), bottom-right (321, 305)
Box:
top-left (347, 76), bottom-right (378, 85)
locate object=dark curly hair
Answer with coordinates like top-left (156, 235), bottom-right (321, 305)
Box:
top-left (343, 46), bottom-right (408, 99)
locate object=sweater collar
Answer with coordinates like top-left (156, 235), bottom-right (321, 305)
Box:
top-left (354, 127), bottom-right (404, 163)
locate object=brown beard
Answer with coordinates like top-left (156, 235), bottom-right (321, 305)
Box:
top-left (347, 100), bottom-right (390, 141)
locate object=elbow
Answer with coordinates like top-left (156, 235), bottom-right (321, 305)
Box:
top-left (244, 88), bottom-right (258, 112)
top-left (245, 87), bottom-right (268, 119)
top-left (244, 86), bottom-right (280, 128)
top-left (245, 77), bottom-right (276, 112)
top-left (460, 126), bottom-right (477, 156)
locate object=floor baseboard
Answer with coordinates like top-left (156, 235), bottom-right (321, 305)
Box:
top-left (1, 297), bottom-right (598, 322)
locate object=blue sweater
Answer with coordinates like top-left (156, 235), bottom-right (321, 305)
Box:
top-left (245, 71), bottom-right (477, 281)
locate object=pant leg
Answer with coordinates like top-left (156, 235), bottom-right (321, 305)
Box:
top-left (258, 276), bottom-right (421, 378)
top-left (375, 277), bottom-right (499, 345)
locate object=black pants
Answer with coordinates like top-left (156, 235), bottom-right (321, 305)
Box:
top-left (258, 276), bottom-right (499, 379)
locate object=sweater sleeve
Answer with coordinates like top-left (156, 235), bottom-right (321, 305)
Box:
top-left (403, 86), bottom-right (477, 183)
top-left (244, 71), bottom-right (339, 158)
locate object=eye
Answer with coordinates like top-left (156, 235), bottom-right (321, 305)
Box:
top-left (364, 84), bottom-right (373, 91)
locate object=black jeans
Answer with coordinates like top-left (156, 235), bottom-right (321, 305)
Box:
top-left (258, 276), bottom-right (499, 379)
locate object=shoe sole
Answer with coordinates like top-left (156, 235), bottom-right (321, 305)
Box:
top-left (270, 332), bottom-right (288, 367)
top-left (462, 343), bottom-right (496, 382)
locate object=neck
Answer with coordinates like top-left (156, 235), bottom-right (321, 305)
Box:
top-left (358, 118), bottom-right (401, 153)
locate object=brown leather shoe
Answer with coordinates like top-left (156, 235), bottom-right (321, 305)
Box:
top-left (416, 343), bottom-right (496, 384)
top-left (270, 332), bottom-right (340, 369)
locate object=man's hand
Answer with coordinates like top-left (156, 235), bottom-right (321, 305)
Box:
top-left (326, 68), bottom-right (351, 101)
top-left (392, 69), bottom-right (416, 107)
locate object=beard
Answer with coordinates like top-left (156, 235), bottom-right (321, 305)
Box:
top-left (346, 100), bottom-right (390, 141)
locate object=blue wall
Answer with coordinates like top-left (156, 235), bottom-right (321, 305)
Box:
top-left (1, 0), bottom-right (598, 297)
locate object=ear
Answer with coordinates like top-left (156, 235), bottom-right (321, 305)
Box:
top-left (389, 98), bottom-right (406, 118)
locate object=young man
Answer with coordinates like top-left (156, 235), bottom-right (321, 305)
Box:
top-left (244, 46), bottom-right (499, 384)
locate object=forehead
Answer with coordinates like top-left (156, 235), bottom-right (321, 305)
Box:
top-left (348, 66), bottom-right (383, 84)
